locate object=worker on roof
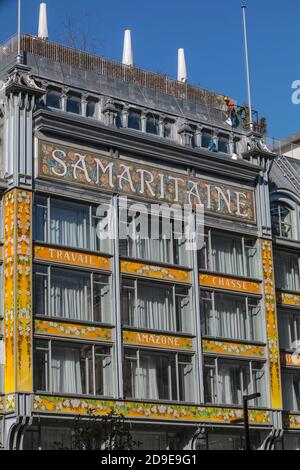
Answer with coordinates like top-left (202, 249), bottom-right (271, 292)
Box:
top-left (223, 96), bottom-right (239, 128)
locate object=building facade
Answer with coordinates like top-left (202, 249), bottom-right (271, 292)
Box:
top-left (0, 34), bottom-right (297, 450)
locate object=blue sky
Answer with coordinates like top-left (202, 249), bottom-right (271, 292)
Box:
top-left (0, 0), bottom-right (299, 139)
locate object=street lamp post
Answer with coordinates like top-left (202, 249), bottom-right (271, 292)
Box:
top-left (243, 393), bottom-right (261, 451)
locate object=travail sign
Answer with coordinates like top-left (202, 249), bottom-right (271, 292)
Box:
top-left (38, 140), bottom-right (256, 222)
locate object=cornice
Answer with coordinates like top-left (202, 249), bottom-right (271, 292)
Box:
top-left (33, 109), bottom-right (262, 184)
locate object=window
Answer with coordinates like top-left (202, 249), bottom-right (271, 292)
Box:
top-left (201, 290), bottom-right (262, 342)
top-left (67, 93), bottom-right (81, 114)
top-left (33, 265), bottom-right (112, 323)
top-left (46, 89), bottom-right (61, 109)
top-left (279, 311), bottom-right (300, 349)
top-left (201, 130), bottom-right (212, 149)
top-left (271, 203), bottom-right (294, 239)
top-left (33, 196), bottom-right (112, 253)
top-left (121, 277), bottom-right (191, 333)
top-left (218, 135), bottom-right (230, 154)
top-left (146, 115), bottom-right (159, 135)
top-left (34, 340), bottom-right (113, 396)
top-left (282, 370), bottom-right (300, 411)
top-left (124, 349), bottom-right (194, 402)
top-left (274, 251), bottom-right (300, 292)
top-left (119, 207), bottom-right (191, 266)
top-left (115, 105), bottom-right (123, 128)
top-left (163, 120), bottom-right (173, 139)
top-left (204, 357), bottom-right (266, 407)
top-left (128, 110), bottom-right (141, 130)
top-left (86, 99), bottom-right (97, 118)
top-left (198, 230), bottom-right (258, 278)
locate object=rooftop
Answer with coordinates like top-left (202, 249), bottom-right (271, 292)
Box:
top-left (0, 33), bottom-right (260, 131)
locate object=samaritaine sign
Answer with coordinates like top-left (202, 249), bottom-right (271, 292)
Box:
top-left (38, 140), bottom-right (256, 222)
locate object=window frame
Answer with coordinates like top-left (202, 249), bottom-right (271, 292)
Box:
top-left (123, 347), bottom-right (195, 403)
top-left (204, 356), bottom-right (267, 407)
top-left (199, 228), bottom-right (259, 279)
top-left (34, 339), bottom-right (114, 397)
top-left (121, 276), bottom-right (192, 334)
top-left (33, 195), bottom-right (112, 254)
top-left (200, 288), bottom-right (263, 342)
top-left (33, 263), bottom-right (112, 325)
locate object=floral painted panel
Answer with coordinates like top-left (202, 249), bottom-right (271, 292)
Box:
top-left (33, 395), bottom-right (271, 426)
top-left (277, 292), bottom-right (300, 309)
top-left (123, 330), bottom-right (194, 351)
top-left (120, 260), bottom-right (190, 284)
top-left (261, 240), bottom-right (282, 409)
top-left (281, 352), bottom-right (300, 367)
top-left (35, 320), bottom-right (113, 342)
top-left (284, 414), bottom-right (300, 429)
top-left (202, 339), bottom-right (266, 359)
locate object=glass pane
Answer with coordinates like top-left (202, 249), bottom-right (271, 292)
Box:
top-left (274, 251), bottom-right (300, 291)
top-left (123, 349), bottom-right (137, 398)
top-left (67, 95), bottom-right (81, 114)
top-left (93, 275), bottom-right (111, 323)
top-left (50, 199), bottom-right (90, 250)
top-left (175, 286), bottom-right (191, 333)
top-left (137, 282), bottom-right (174, 331)
top-left (33, 265), bottom-right (48, 316)
top-left (86, 100), bottom-right (97, 118)
top-left (146, 116), bottom-right (159, 135)
top-left (121, 278), bottom-right (135, 326)
top-left (244, 238), bottom-right (258, 278)
top-left (214, 293), bottom-right (247, 340)
top-left (46, 90), bottom-right (61, 109)
top-left (201, 290), bottom-right (214, 336)
top-left (50, 268), bottom-right (92, 321)
top-left (51, 344), bottom-right (87, 394)
top-left (128, 111), bottom-right (141, 130)
top-left (218, 136), bottom-right (230, 153)
top-left (34, 196), bottom-right (48, 242)
top-left (34, 343), bottom-right (49, 391)
top-left (95, 347), bottom-right (113, 396)
top-left (211, 234), bottom-right (244, 277)
top-left (164, 121), bottom-right (172, 138)
top-left (204, 358), bottom-right (216, 404)
top-left (178, 355), bottom-right (194, 402)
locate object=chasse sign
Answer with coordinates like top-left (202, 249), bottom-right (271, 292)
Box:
top-left (38, 140), bottom-right (256, 222)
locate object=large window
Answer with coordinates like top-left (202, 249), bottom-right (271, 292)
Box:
top-left (198, 230), bottom-right (258, 278)
top-left (66, 93), bottom-right (81, 114)
top-left (201, 290), bottom-right (262, 342)
top-left (34, 340), bottom-right (113, 396)
top-left (121, 277), bottom-right (191, 333)
top-left (271, 203), bottom-right (294, 239)
top-left (128, 110), bottom-right (141, 130)
top-left (282, 370), bottom-right (300, 411)
top-left (33, 265), bottom-right (112, 324)
top-left (279, 311), bottom-right (300, 350)
top-left (34, 196), bottom-right (111, 253)
top-left (274, 251), bottom-right (300, 292)
top-left (146, 115), bottom-right (159, 135)
top-left (204, 357), bottom-right (266, 407)
top-left (119, 207), bottom-right (191, 266)
top-left (124, 349), bottom-right (195, 402)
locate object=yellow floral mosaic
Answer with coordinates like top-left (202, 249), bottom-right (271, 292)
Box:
top-left (202, 339), bottom-right (266, 359)
top-left (261, 239), bottom-right (282, 409)
top-left (120, 260), bottom-right (191, 284)
top-left (35, 320), bottom-right (113, 342)
top-left (33, 395), bottom-right (271, 426)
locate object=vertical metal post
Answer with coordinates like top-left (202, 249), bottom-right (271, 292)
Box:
top-left (17, 0), bottom-right (22, 64)
top-left (242, 5), bottom-right (253, 131)
top-left (243, 397), bottom-right (251, 451)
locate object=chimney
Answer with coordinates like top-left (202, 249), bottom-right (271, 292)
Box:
top-left (177, 48), bottom-right (187, 83)
top-left (38, 2), bottom-right (48, 40)
top-left (122, 30), bottom-right (133, 66)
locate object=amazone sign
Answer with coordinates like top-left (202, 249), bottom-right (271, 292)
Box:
top-left (38, 140), bottom-right (256, 222)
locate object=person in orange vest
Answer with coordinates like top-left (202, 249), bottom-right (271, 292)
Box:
top-left (223, 96), bottom-right (239, 128)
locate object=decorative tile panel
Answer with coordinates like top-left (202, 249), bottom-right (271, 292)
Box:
top-left (35, 320), bottom-right (113, 342)
top-left (4, 190), bottom-right (33, 393)
top-left (199, 273), bottom-right (261, 295)
top-left (277, 291), bottom-right (300, 309)
top-left (280, 351), bottom-right (300, 367)
top-left (34, 245), bottom-right (111, 271)
top-left (120, 260), bottom-right (190, 284)
top-left (33, 395), bottom-right (271, 426)
top-left (261, 239), bottom-right (282, 409)
top-left (123, 330), bottom-right (193, 351)
top-left (202, 339), bottom-right (266, 359)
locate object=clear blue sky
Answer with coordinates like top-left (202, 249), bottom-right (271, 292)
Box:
top-left (0, 0), bottom-right (299, 139)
